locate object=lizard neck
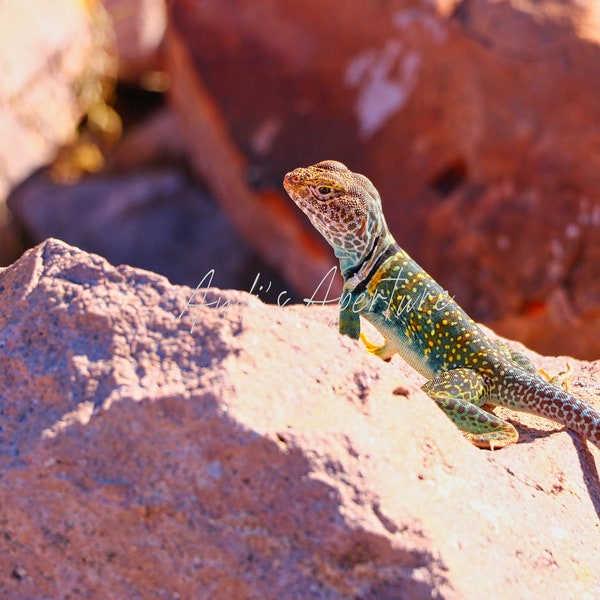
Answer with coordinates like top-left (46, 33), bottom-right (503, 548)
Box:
top-left (340, 231), bottom-right (398, 292)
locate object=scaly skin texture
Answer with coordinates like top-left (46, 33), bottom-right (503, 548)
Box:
top-left (283, 160), bottom-right (600, 450)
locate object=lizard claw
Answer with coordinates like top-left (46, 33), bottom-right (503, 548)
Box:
top-left (540, 363), bottom-right (573, 392)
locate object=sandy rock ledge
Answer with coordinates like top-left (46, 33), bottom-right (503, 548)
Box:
top-left (0, 239), bottom-right (599, 599)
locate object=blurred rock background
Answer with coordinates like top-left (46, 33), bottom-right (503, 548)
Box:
top-left (2, 0), bottom-right (600, 358)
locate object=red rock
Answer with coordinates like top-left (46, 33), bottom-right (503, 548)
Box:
top-left (165, 24), bottom-right (337, 297)
top-left (0, 238), bottom-right (599, 598)
top-left (107, 107), bottom-right (186, 171)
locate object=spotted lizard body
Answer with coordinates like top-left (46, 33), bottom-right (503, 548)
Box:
top-left (283, 160), bottom-right (600, 450)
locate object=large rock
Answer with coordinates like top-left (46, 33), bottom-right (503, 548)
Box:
top-left (0, 0), bottom-right (107, 201)
top-left (165, 0), bottom-right (600, 358)
top-left (100, 0), bottom-right (167, 83)
top-left (0, 0), bottom-right (113, 266)
top-left (0, 238), bottom-right (599, 599)
top-left (7, 166), bottom-right (271, 291)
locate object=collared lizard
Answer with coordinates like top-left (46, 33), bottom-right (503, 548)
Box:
top-left (283, 160), bottom-right (600, 450)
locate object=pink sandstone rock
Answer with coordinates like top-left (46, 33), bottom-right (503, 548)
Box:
top-left (0, 238), bottom-right (599, 598)
top-left (0, 0), bottom-right (105, 201)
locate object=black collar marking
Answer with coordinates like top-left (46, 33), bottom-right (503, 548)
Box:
top-left (344, 241), bottom-right (400, 296)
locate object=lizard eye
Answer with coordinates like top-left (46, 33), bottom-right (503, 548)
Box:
top-left (317, 185), bottom-right (334, 196)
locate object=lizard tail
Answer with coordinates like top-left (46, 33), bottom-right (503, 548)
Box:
top-left (502, 373), bottom-right (600, 449)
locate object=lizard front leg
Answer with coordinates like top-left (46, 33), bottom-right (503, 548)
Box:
top-left (339, 290), bottom-right (397, 361)
top-left (339, 289), bottom-right (361, 339)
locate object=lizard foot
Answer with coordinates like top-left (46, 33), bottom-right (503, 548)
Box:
top-left (359, 333), bottom-right (393, 361)
top-left (359, 332), bottom-right (380, 353)
top-left (463, 421), bottom-right (519, 451)
top-left (539, 362), bottom-right (573, 392)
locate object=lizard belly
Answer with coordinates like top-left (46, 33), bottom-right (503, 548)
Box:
top-left (362, 312), bottom-right (437, 379)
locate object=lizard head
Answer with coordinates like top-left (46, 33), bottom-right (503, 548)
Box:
top-left (283, 160), bottom-right (391, 272)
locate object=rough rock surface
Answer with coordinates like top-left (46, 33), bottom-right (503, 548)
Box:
top-left (166, 0), bottom-right (600, 358)
top-left (0, 238), bottom-right (599, 599)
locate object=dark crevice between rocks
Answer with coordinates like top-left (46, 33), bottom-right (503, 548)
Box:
top-left (430, 159), bottom-right (467, 198)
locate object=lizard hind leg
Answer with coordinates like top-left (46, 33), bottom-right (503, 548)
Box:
top-left (422, 368), bottom-right (519, 450)
top-left (499, 341), bottom-right (572, 392)
top-left (539, 362), bottom-right (573, 392)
